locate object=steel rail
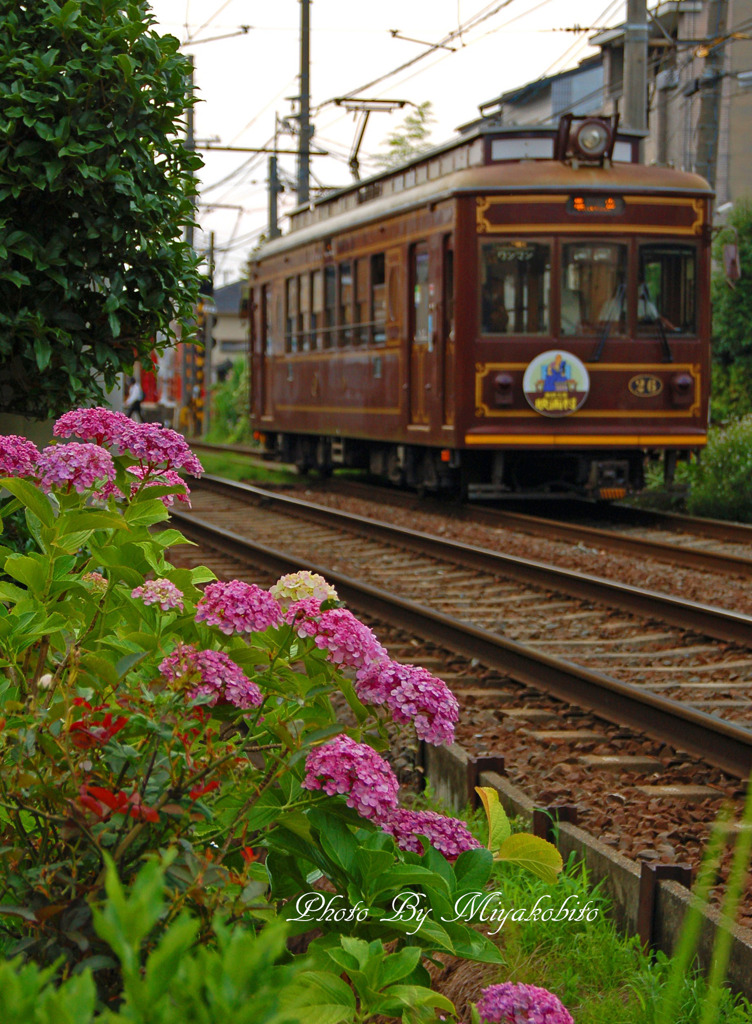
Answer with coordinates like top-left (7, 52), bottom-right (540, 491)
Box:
top-left (187, 442), bottom-right (752, 547)
top-left (596, 502), bottom-right (752, 546)
top-left (463, 505), bottom-right (752, 577)
top-left (169, 507), bottom-right (752, 779)
top-left (192, 475), bottom-right (752, 648)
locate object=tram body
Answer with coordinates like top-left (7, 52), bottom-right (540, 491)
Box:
top-left (248, 118), bottom-right (712, 498)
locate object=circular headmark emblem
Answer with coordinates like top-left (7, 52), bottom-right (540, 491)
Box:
top-left (523, 350), bottom-right (590, 417)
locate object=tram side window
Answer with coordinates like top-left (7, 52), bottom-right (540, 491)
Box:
top-left (299, 274), bottom-right (310, 351)
top-left (262, 285), bottom-right (273, 355)
top-left (560, 242), bottom-right (627, 336)
top-left (371, 253), bottom-right (386, 346)
top-left (444, 243), bottom-right (455, 339)
top-left (323, 266), bottom-right (336, 349)
top-left (354, 258), bottom-right (368, 346)
top-left (285, 277), bottom-right (298, 352)
top-left (638, 244), bottom-right (696, 335)
top-left (310, 270), bottom-right (323, 350)
top-left (339, 261), bottom-right (353, 347)
top-left (480, 242), bottom-right (550, 335)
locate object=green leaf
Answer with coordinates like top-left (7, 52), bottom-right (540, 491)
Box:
top-left (495, 832), bottom-right (563, 884)
top-left (373, 983), bottom-right (455, 1015)
top-left (371, 864), bottom-right (451, 899)
top-left (34, 337), bottom-right (52, 370)
top-left (153, 529), bottom-right (192, 549)
top-left (59, 510), bottom-right (127, 533)
top-left (453, 847), bottom-right (494, 892)
top-left (295, 970), bottom-right (356, 1024)
top-left (0, 478), bottom-right (54, 527)
top-left (124, 499), bottom-right (170, 527)
top-left (0, 581), bottom-right (28, 603)
top-left (3, 553), bottom-right (49, 592)
top-left (190, 564), bottom-right (217, 583)
top-left (114, 650), bottom-right (150, 679)
top-left (476, 786), bottom-right (512, 851)
top-left (377, 946), bottom-right (422, 988)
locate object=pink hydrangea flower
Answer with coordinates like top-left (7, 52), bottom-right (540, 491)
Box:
top-left (355, 659), bottom-right (459, 746)
top-left (36, 442), bottom-right (115, 494)
top-left (0, 435), bottom-right (40, 478)
top-left (386, 665), bottom-right (459, 746)
top-left (159, 645), bottom-right (263, 709)
top-left (118, 422), bottom-right (204, 476)
top-left (131, 579), bottom-right (184, 612)
top-left (196, 580), bottom-right (282, 635)
top-left (475, 984), bottom-right (573, 1024)
top-left (81, 571), bottom-right (108, 596)
top-left (270, 571), bottom-right (338, 609)
top-left (127, 465), bottom-right (191, 507)
top-left (302, 734), bottom-right (399, 821)
top-left (379, 808), bottom-right (481, 858)
top-left (286, 601), bottom-right (386, 670)
top-left (354, 658), bottom-right (405, 705)
top-left (90, 480), bottom-right (126, 503)
top-left (54, 407), bottom-right (132, 448)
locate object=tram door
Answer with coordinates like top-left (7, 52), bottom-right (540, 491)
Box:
top-left (408, 241), bottom-right (441, 426)
top-left (254, 284), bottom-right (273, 418)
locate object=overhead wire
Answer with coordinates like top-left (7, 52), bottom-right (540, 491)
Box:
top-left (314, 0), bottom-right (520, 112)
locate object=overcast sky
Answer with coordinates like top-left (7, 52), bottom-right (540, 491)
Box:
top-left (148, 0), bottom-right (627, 284)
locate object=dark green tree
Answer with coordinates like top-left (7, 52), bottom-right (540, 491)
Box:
top-left (375, 101), bottom-right (435, 169)
top-left (0, 0), bottom-right (202, 419)
top-left (711, 200), bottom-right (752, 420)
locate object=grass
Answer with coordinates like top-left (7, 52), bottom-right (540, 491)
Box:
top-left (410, 787), bottom-right (752, 1022)
top-left (459, 853), bottom-right (752, 1023)
top-left (195, 449), bottom-right (299, 486)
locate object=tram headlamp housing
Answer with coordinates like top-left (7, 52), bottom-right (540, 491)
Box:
top-left (555, 113), bottom-right (618, 165)
top-left (573, 120), bottom-right (610, 159)
top-left (670, 372), bottom-right (694, 406)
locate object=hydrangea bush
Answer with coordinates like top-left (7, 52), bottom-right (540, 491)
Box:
top-left (0, 409), bottom-right (565, 1019)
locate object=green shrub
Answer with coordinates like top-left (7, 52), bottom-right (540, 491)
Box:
top-left (206, 361), bottom-right (252, 444)
top-left (686, 417), bottom-right (752, 521)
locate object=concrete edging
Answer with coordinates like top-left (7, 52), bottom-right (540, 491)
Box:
top-left (422, 742), bottom-right (752, 1001)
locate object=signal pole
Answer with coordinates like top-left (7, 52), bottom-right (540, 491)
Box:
top-left (296, 0), bottom-right (311, 205)
top-left (202, 231), bottom-right (215, 437)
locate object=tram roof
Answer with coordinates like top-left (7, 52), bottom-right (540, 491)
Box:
top-left (254, 125), bottom-right (712, 263)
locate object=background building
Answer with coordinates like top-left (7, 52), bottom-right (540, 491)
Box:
top-left (475, 0), bottom-right (752, 208)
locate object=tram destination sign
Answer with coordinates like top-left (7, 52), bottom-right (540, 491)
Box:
top-left (566, 195), bottom-right (625, 215)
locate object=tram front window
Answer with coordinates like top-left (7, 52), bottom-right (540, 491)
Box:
top-left (560, 242), bottom-right (627, 336)
top-left (480, 241), bottom-right (550, 335)
top-left (638, 243), bottom-right (696, 335)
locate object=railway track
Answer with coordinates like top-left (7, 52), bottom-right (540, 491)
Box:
top-left (163, 497), bottom-right (752, 937)
top-left (171, 475), bottom-right (752, 778)
top-left (308, 477), bottom-right (752, 578)
top-left (187, 442), bottom-right (752, 575)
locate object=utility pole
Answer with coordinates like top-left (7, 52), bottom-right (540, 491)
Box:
top-left (695, 0), bottom-right (729, 189)
top-left (622, 0), bottom-right (648, 152)
top-left (202, 231), bottom-right (215, 437)
top-left (296, 0), bottom-right (311, 205)
top-left (182, 55), bottom-right (196, 420)
top-left (185, 56), bottom-right (196, 249)
top-left (268, 155), bottom-right (282, 238)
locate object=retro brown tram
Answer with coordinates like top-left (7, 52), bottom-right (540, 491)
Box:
top-left (248, 115), bottom-right (712, 499)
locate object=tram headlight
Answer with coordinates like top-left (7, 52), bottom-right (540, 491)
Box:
top-left (670, 372), bottom-right (694, 406)
top-left (573, 119), bottom-right (611, 159)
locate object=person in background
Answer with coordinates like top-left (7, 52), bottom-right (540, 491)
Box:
top-left (125, 376), bottom-right (143, 420)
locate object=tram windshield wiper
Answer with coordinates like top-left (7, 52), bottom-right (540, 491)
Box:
top-left (638, 282), bottom-right (674, 363)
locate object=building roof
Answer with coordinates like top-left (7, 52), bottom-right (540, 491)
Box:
top-left (478, 54), bottom-right (603, 116)
top-left (213, 279), bottom-right (244, 315)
